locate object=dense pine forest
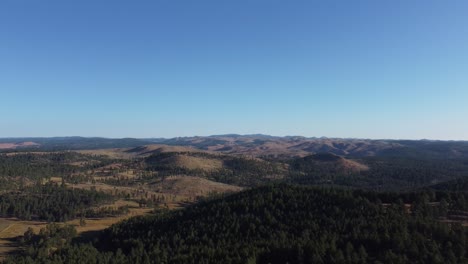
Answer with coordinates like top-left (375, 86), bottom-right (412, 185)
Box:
top-left (0, 152), bottom-right (118, 187)
top-left (1, 142), bottom-right (468, 263)
top-left (289, 155), bottom-right (468, 190)
top-left (4, 184), bottom-right (468, 264)
top-left (0, 183), bottom-right (116, 222)
top-left (145, 152), bottom-right (285, 186)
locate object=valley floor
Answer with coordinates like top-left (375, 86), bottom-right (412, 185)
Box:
top-left (0, 199), bottom-right (156, 260)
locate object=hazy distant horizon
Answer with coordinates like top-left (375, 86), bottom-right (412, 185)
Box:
top-left (0, 133), bottom-right (466, 142)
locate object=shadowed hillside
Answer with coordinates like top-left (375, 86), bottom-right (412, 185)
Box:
top-left (3, 136), bottom-right (468, 160)
top-left (145, 152), bottom-right (286, 187)
top-left (6, 184), bottom-right (468, 263)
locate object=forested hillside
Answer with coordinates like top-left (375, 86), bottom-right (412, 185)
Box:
top-left (0, 152), bottom-right (117, 187)
top-left (5, 184), bottom-right (468, 264)
top-left (4, 136), bottom-right (468, 159)
top-left (0, 183), bottom-right (116, 222)
top-left (2, 143), bottom-right (468, 263)
top-left (145, 152), bottom-right (285, 186)
top-left (288, 155), bottom-right (468, 191)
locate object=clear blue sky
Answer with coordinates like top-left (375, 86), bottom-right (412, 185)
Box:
top-left (1, 0), bottom-right (467, 139)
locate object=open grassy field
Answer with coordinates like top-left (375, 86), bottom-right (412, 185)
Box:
top-left (0, 218), bottom-right (47, 260)
top-left (77, 144), bottom-right (211, 160)
top-left (0, 220), bottom-right (9, 233)
top-left (157, 154), bottom-right (224, 171)
top-left (150, 175), bottom-right (243, 199)
top-left (69, 205), bottom-right (153, 234)
top-left (0, 199), bottom-right (156, 260)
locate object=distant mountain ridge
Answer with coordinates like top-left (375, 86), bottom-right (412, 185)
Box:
top-left (0, 137), bottom-right (154, 150)
top-left (2, 135), bottom-right (468, 159)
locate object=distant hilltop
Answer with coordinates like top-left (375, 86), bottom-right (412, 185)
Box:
top-left (0, 141), bottom-right (39, 149)
top-left (1, 135), bottom-right (468, 159)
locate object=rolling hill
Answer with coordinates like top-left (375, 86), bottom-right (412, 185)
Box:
top-left (3, 135), bottom-right (468, 160)
top-left (6, 184), bottom-right (468, 263)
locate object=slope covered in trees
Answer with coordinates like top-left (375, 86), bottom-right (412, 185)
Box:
top-left (288, 155), bottom-right (468, 191)
top-left (4, 147), bottom-right (467, 193)
top-left (0, 183), bottom-right (116, 222)
top-left (145, 152), bottom-right (286, 186)
top-left (5, 184), bottom-right (468, 263)
top-left (144, 151), bottom-right (468, 191)
top-left (0, 152), bottom-right (117, 188)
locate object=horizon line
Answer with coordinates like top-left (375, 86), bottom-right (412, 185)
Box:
top-left (0, 134), bottom-right (467, 142)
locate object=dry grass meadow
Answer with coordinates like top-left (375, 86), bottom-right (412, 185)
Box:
top-left (0, 199), bottom-right (154, 260)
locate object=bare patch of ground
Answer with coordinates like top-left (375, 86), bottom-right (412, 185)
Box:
top-left (160, 155), bottom-right (223, 171)
top-left (0, 199), bottom-right (154, 260)
top-left (78, 144), bottom-right (206, 159)
top-left (339, 159), bottom-right (370, 173)
top-left (0, 142), bottom-right (39, 150)
top-left (78, 149), bottom-right (136, 159)
top-left (150, 175), bottom-right (242, 199)
top-left (0, 218), bottom-right (46, 260)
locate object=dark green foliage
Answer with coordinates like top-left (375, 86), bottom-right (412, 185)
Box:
top-left (84, 205), bottom-right (130, 218)
top-left (145, 152), bottom-right (285, 186)
top-left (431, 177), bottom-right (468, 192)
top-left (0, 137), bottom-right (155, 151)
top-left (288, 154), bottom-right (353, 185)
top-left (96, 185), bottom-right (467, 263)
top-left (215, 156), bottom-right (285, 185)
top-left (3, 224), bottom-right (126, 264)
top-left (0, 153), bottom-right (81, 182)
top-left (7, 184), bottom-right (468, 263)
top-left (379, 140), bottom-right (468, 159)
top-left (0, 183), bottom-right (115, 221)
top-left (358, 157), bottom-right (468, 190)
top-left (3, 141), bottom-right (468, 263)
top-left (308, 153), bottom-right (342, 162)
top-left (289, 155), bottom-right (468, 191)
top-left (0, 152), bottom-right (116, 187)
top-left (68, 147), bottom-right (468, 192)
